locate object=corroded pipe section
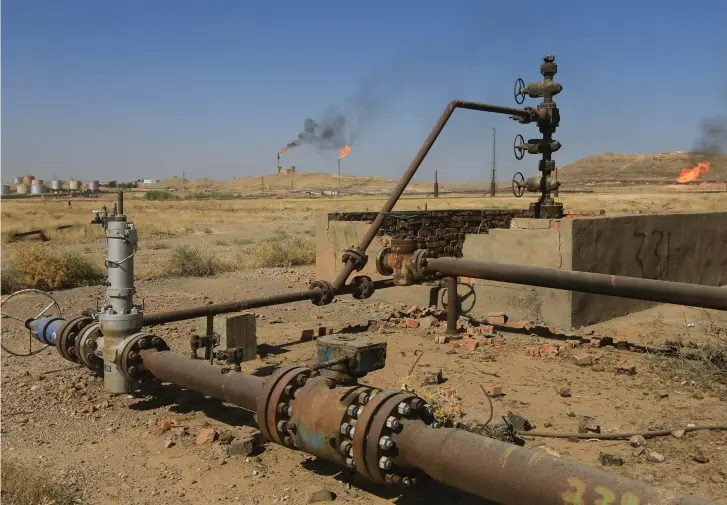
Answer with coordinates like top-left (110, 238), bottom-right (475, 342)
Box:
top-left (393, 419), bottom-right (715, 505)
top-left (426, 257), bottom-right (727, 311)
top-left (139, 349), bottom-right (263, 411)
top-left (332, 99), bottom-right (534, 291)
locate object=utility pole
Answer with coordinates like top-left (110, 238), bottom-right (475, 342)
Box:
top-left (490, 128), bottom-right (497, 197)
top-left (182, 170), bottom-right (185, 191)
top-left (337, 158), bottom-right (341, 197)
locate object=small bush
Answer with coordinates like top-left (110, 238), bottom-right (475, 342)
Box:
top-left (185, 192), bottom-right (243, 200)
top-left (163, 245), bottom-right (231, 277)
top-left (204, 227), bottom-right (214, 235)
top-left (233, 238), bottom-right (255, 246)
top-left (215, 239), bottom-right (228, 246)
top-left (1, 265), bottom-right (23, 295)
top-left (243, 236), bottom-right (315, 268)
top-left (3, 245), bottom-right (105, 292)
top-left (1, 460), bottom-right (77, 505)
top-left (148, 242), bottom-right (170, 250)
top-left (144, 190), bottom-right (180, 201)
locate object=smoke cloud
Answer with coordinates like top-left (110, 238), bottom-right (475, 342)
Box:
top-left (693, 115), bottom-right (727, 155)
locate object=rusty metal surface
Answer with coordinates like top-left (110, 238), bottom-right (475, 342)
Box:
top-left (139, 349), bottom-right (264, 411)
top-left (142, 278), bottom-right (401, 326)
top-left (393, 420), bottom-right (716, 505)
top-left (256, 365), bottom-right (310, 446)
top-left (331, 99), bottom-right (534, 292)
top-left (289, 380), bottom-right (363, 464)
top-left (426, 257), bottom-right (727, 311)
top-left (446, 276), bottom-right (458, 335)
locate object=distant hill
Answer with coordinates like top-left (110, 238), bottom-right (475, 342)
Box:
top-left (556, 152), bottom-right (727, 186)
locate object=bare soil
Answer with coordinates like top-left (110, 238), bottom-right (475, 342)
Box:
top-left (1, 267), bottom-right (726, 505)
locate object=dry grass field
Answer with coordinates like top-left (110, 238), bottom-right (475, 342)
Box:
top-left (2, 189), bottom-right (726, 291)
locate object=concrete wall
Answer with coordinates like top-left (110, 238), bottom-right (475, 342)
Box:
top-left (316, 210), bottom-right (727, 330)
top-left (462, 212), bottom-right (727, 329)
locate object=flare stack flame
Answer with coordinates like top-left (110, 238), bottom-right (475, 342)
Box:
top-left (676, 161), bottom-right (710, 184)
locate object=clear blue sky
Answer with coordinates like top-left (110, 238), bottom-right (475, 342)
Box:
top-left (2, 0), bottom-right (726, 183)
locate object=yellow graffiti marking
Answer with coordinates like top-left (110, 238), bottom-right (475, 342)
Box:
top-left (502, 446), bottom-right (515, 468)
top-left (621, 492), bottom-right (640, 505)
top-left (595, 486), bottom-right (616, 505)
top-left (560, 477), bottom-right (586, 505)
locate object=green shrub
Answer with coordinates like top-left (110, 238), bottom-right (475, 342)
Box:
top-left (2, 245), bottom-right (104, 292)
top-left (143, 190), bottom-right (180, 201)
top-left (163, 245), bottom-right (231, 277)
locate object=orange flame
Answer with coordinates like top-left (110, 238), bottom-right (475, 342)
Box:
top-left (338, 144), bottom-right (351, 159)
top-left (279, 147), bottom-right (290, 155)
top-left (676, 161), bottom-right (710, 184)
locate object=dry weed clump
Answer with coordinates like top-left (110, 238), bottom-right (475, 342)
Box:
top-left (1, 459), bottom-right (77, 505)
top-left (400, 374), bottom-right (463, 426)
top-left (162, 245), bottom-right (233, 277)
top-left (241, 236), bottom-right (315, 268)
top-left (1, 244), bottom-right (104, 293)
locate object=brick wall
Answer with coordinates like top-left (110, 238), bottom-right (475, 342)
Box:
top-left (328, 209), bottom-right (534, 258)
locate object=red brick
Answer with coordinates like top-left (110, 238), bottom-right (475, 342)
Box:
top-left (404, 318), bottom-right (420, 328)
top-left (300, 329), bottom-right (315, 341)
top-left (509, 320), bottom-right (534, 330)
top-left (614, 361), bottom-right (637, 375)
top-left (463, 338), bottom-right (479, 351)
top-left (483, 385), bottom-right (503, 397)
top-left (196, 428), bottom-right (218, 445)
top-left (485, 313), bottom-right (508, 326)
top-left (541, 344), bottom-right (559, 356)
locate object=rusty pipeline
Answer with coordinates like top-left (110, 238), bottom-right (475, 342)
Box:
top-left (139, 349), bottom-right (263, 411)
top-left (128, 352), bottom-right (714, 505)
top-left (392, 418), bottom-right (714, 505)
top-left (376, 241), bottom-right (430, 286)
top-left (142, 277), bottom-right (398, 326)
top-left (424, 257), bottom-right (727, 311)
top-left (332, 99), bottom-right (535, 292)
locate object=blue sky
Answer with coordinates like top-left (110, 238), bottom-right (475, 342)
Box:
top-left (2, 1), bottom-right (726, 183)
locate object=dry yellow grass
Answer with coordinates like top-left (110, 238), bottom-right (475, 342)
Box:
top-left (1, 459), bottom-right (77, 505)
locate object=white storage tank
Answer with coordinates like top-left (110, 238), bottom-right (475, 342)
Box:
top-left (31, 183), bottom-right (46, 195)
top-left (51, 180), bottom-right (63, 191)
top-left (13, 177), bottom-right (21, 184)
top-left (87, 180), bottom-right (100, 193)
top-left (16, 184), bottom-right (29, 194)
top-left (69, 180), bottom-right (81, 191)
top-left (1, 184), bottom-right (11, 195)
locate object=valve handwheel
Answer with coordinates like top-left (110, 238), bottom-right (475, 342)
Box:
top-left (512, 172), bottom-right (525, 198)
top-left (514, 78), bottom-right (526, 104)
top-left (513, 134), bottom-right (525, 161)
top-left (1, 289), bottom-right (62, 357)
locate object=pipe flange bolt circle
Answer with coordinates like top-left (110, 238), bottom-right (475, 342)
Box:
top-left (409, 249), bottom-right (431, 278)
top-left (363, 393), bottom-right (417, 484)
top-left (257, 365), bottom-right (310, 445)
top-left (119, 332), bottom-right (167, 382)
top-left (376, 247), bottom-right (393, 276)
top-left (351, 389), bottom-right (401, 481)
top-left (341, 247), bottom-right (368, 272)
top-left (309, 280), bottom-right (334, 306)
top-left (75, 322), bottom-right (103, 374)
top-left (351, 276), bottom-right (374, 300)
top-left (56, 316), bottom-right (92, 362)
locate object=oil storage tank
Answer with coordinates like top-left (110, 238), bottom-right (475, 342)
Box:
top-left (51, 180), bottom-right (63, 191)
top-left (31, 180), bottom-right (46, 194)
top-left (87, 180), bottom-right (100, 193)
top-left (69, 180), bottom-right (81, 191)
top-left (1, 184), bottom-right (11, 195)
top-left (16, 184), bottom-right (29, 194)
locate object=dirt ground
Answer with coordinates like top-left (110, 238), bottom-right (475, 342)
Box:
top-left (1, 191), bottom-right (727, 505)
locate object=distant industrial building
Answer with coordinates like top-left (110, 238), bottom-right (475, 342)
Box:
top-left (143, 179), bottom-right (160, 184)
top-left (277, 166), bottom-right (296, 175)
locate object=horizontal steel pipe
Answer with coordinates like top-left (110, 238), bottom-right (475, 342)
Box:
top-left (426, 257), bottom-right (727, 311)
top-left (142, 278), bottom-right (399, 327)
top-left (142, 289), bottom-right (319, 326)
top-left (139, 349), bottom-right (264, 411)
top-left (393, 419), bottom-right (714, 505)
top-left (332, 99), bottom-right (530, 291)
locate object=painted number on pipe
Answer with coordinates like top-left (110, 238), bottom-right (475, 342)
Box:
top-left (561, 477), bottom-right (640, 505)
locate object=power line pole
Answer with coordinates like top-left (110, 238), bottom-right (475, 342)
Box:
top-left (490, 128), bottom-right (497, 197)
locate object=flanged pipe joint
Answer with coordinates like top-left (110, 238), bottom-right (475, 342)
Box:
top-left (257, 365), bottom-right (436, 486)
top-left (375, 239), bottom-right (430, 286)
